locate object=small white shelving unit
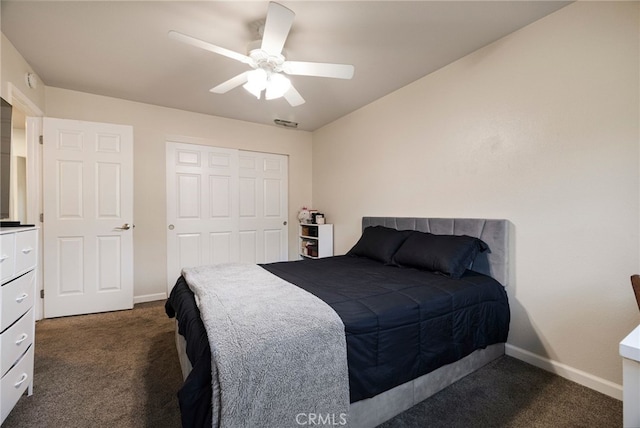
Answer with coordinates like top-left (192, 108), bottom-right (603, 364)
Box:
top-left (299, 223), bottom-right (333, 259)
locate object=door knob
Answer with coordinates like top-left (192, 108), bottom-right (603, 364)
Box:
top-left (115, 223), bottom-right (132, 231)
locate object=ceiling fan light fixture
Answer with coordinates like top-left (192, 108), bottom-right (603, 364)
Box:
top-left (265, 73), bottom-right (291, 100)
top-left (243, 68), bottom-right (268, 99)
top-left (243, 68), bottom-right (291, 101)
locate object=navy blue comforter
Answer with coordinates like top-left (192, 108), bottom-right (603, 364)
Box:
top-left (166, 255), bottom-right (510, 427)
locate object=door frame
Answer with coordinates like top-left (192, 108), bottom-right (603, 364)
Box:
top-left (6, 84), bottom-right (44, 320)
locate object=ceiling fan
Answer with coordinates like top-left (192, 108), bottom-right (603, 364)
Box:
top-left (169, 2), bottom-right (354, 107)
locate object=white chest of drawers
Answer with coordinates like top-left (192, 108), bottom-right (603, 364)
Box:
top-left (0, 227), bottom-right (37, 424)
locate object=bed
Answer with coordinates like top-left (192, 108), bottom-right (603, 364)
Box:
top-left (165, 217), bottom-right (510, 427)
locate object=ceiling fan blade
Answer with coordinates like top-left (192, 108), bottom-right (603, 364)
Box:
top-left (282, 61), bottom-right (355, 79)
top-left (283, 84), bottom-right (305, 107)
top-left (210, 71), bottom-right (250, 94)
top-left (169, 30), bottom-right (253, 65)
top-left (260, 2), bottom-right (295, 56)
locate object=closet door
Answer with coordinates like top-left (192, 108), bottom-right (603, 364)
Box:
top-left (238, 151), bottom-right (288, 264)
top-left (166, 143), bottom-right (239, 289)
top-left (166, 142), bottom-right (288, 292)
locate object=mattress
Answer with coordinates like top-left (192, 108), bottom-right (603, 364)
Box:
top-left (165, 255), bottom-right (510, 427)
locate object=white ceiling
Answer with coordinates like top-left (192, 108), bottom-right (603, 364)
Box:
top-left (1, 1), bottom-right (570, 131)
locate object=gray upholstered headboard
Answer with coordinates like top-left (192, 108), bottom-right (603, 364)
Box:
top-left (362, 217), bottom-right (509, 286)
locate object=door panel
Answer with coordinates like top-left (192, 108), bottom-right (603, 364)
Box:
top-left (210, 232), bottom-right (232, 264)
top-left (96, 163), bottom-right (121, 218)
top-left (58, 237), bottom-right (83, 295)
top-left (97, 235), bottom-right (121, 291)
top-left (239, 231), bottom-right (257, 264)
top-left (177, 233), bottom-right (201, 268)
top-left (209, 176), bottom-right (231, 217)
top-left (43, 118), bottom-right (133, 318)
top-left (239, 177), bottom-right (256, 217)
top-left (264, 229), bottom-right (284, 263)
top-left (58, 161), bottom-right (83, 218)
top-left (264, 178), bottom-right (283, 216)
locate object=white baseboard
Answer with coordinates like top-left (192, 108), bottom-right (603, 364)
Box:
top-left (505, 344), bottom-right (623, 400)
top-left (133, 292), bottom-right (167, 305)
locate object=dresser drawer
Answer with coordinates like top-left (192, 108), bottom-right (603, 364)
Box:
top-left (1, 270), bottom-right (35, 331)
top-left (0, 345), bottom-right (33, 424)
top-left (14, 230), bottom-right (37, 275)
top-left (0, 308), bottom-right (34, 378)
top-left (0, 234), bottom-right (15, 283)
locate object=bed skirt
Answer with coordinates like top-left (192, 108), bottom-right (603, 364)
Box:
top-left (175, 321), bottom-right (503, 428)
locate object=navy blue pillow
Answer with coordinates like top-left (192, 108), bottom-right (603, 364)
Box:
top-left (347, 226), bottom-right (413, 264)
top-left (392, 231), bottom-right (488, 279)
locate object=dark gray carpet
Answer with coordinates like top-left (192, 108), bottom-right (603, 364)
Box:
top-left (380, 356), bottom-right (621, 428)
top-left (2, 301), bottom-right (622, 427)
top-left (3, 301), bottom-right (183, 428)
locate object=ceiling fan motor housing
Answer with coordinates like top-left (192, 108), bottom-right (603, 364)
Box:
top-left (248, 47), bottom-right (285, 73)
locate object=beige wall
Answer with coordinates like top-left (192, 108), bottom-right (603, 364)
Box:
top-left (45, 87), bottom-right (312, 300)
top-left (313, 1), bottom-right (639, 392)
top-left (1, 34), bottom-right (45, 111)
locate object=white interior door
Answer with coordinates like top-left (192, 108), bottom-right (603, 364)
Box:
top-left (166, 142), bottom-right (288, 292)
top-left (43, 118), bottom-right (133, 318)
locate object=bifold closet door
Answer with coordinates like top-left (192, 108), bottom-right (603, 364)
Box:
top-left (166, 142), bottom-right (288, 293)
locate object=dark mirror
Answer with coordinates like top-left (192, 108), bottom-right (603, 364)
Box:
top-left (1, 98), bottom-right (12, 220)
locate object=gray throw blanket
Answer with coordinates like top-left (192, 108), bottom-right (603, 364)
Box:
top-left (182, 263), bottom-right (350, 428)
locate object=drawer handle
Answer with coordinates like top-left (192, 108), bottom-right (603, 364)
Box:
top-left (14, 373), bottom-right (28, 388)
top-left (15, 333), bottom-right (28, 345)
top-left (21, 248), bottom-right (33, 254)
top-left (15, 293), bottom-right (29, 303)
top-left (0, 255), bottom-right (8, 262)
